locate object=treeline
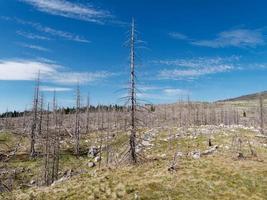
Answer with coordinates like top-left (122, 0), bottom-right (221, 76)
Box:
top-left (0, 104), bottom-right (126, 118)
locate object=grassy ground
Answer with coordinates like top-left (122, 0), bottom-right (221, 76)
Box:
top-left (1, 127), bottom-right (267, 200)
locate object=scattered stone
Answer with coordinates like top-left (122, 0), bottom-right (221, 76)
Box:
top-left (88, 146), bottom-right (98, 158)
top-left (189, 151), bottom-right (201, 159)
top-left (94, 156), bottom-right (101, 163)
top-left (63, 169), bottom-right (74, 178)
top-left (87, 162), bottom-right (96, 168)
top-left (160, 154), bottom-right (166, 158)
top-left (176, 152), bottom-right (183, 157)
top-left (141, 140), bottom-right (152, 147)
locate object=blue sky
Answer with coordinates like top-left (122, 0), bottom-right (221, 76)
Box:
top-left (1, 0), bottom-right (267, 112)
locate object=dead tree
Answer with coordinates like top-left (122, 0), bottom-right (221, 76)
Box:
top-left (44, 103), bottom-right (50, 186)
top-left (106, 109), bottom-right (111, 166)
top-left (129, 18), bottom-right (137, 164)
top-left (74, 84), bottom-right (81, 156)
top-left (86, 94), bottom-right (90, 134)
top-left (38, 94), bottom-right (44, 136)
top-left (259, 93), bottom-right (264, 135)
top-left (51, 91), bottom-right (59, 182)
top-left (30, 72), bottom-right (40, 158)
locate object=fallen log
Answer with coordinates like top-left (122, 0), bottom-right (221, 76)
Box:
top-left (201, 145), bottom-right (218, 156)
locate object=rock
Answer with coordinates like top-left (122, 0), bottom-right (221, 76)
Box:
top-left (160, 154), bottom-right (166, 158)
top-left (94, 156), bottom-right (101, 163)
top-left (87, 162), bottom-right (96, 168)
top-left (63, 169), bottom-right (74, 178)
top-left (176, 152), bottom-right (183, 157)
top-left (88, 146), bottom-right (98, 158)
top-left (189, 151), bottom-right (201, 159)
top-left (141, 140), bottom-right (152, 147)
top-left (30, 180), bottom-right (36, 185)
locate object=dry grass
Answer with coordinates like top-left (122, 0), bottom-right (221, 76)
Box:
top-left (1, 127), bottom-right (267, 200)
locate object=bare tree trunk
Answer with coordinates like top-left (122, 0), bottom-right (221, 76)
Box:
top-left (30, 72), bottom-right (40, 158)
top-left (74, 84), bottom-right (81, 156)
top-left (129, 18), bottom-right (137, 164)
top-left (86, 95), bottom-right (90, 134)
top-left (38, 94), bottom-right (44, 136)
top-left (44, 103), bottom-right (50, 186)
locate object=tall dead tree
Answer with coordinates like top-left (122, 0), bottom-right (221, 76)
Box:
top-left (74, 83), bottom-right (81, 156)
top-left (44, 103), bottom-right (50, 186)
top-left (51, 90), bottom-right (59, 182)
top-left (86, 94), bottom-right (90, 134)
top-left (129, 18), bottom-right (137, 163)
top-left (30, 72), bottom-right (40, 157)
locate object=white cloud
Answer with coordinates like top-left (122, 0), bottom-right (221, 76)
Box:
top-left (36, 25), bottom-right (90, 43)
top-left (49, 71), bottom-right (113, 85)
top-left (163, 88), bottom-right (189, 96)
top-left (169, 32), bottom-right (188, 40)
top-left (159, 65), bottom-right (232, 80)
top-left (0, 60), bottom-right (57, 80)
top-left (155, 56), bottom-right (239, 68)
top-left (191, 29), bottom-right (264, 48)
top-left (20, 0), bottom-right (112, 23)
top-left (16, 30), bottom-right (51, 40)
top-left (137, 88), bottom-right (190, 102)
top-left (17, 42), bottom-right (50, 52)
top-left (0, 59), bottom-right (113, 84)
top-left (40, 86), bottom-right (72, 92)
top-left (138, 85), bottom-right (163, 91)
top-left (156, 57), bottom-right (236, 80)
top-left (2, 17), bottom-right (90, 43)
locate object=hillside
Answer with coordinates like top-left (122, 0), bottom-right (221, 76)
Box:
top-left (218, 91), bottom-right (267, 102)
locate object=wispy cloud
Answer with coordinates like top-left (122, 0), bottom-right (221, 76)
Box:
top-left (17, 42), bottom-right (51, 52)
top-left (155, 56), bottom-right (240, 68)
top-left (50, 71), bottom-right (113, 85)
top-left (16, 30), bottom-right (51, 40)
top-left (35, 25), bottom-right (90, 43)
top-left (192, 29), bottom-right (264, 48)
top-left (2, 17), bottom-right (90, 43)
top-left (169, 29), bottom-right (265, 48)
top-left (159, 66), bottom-right (232, 80)
top-left (0, 59), bottom-right (113, 85)
top-left (163, 88), bottom-right (189, 96)
top-left (155, 57), bottom-right (237, 80)
top-left (20, 0), bottom-right (113, 24)
top-left (137, 87), bottom-right (189, 102)
top-left (169, 32), bottom-right (188, 40)
top-left (40, 86), bottom-right (72, 92)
